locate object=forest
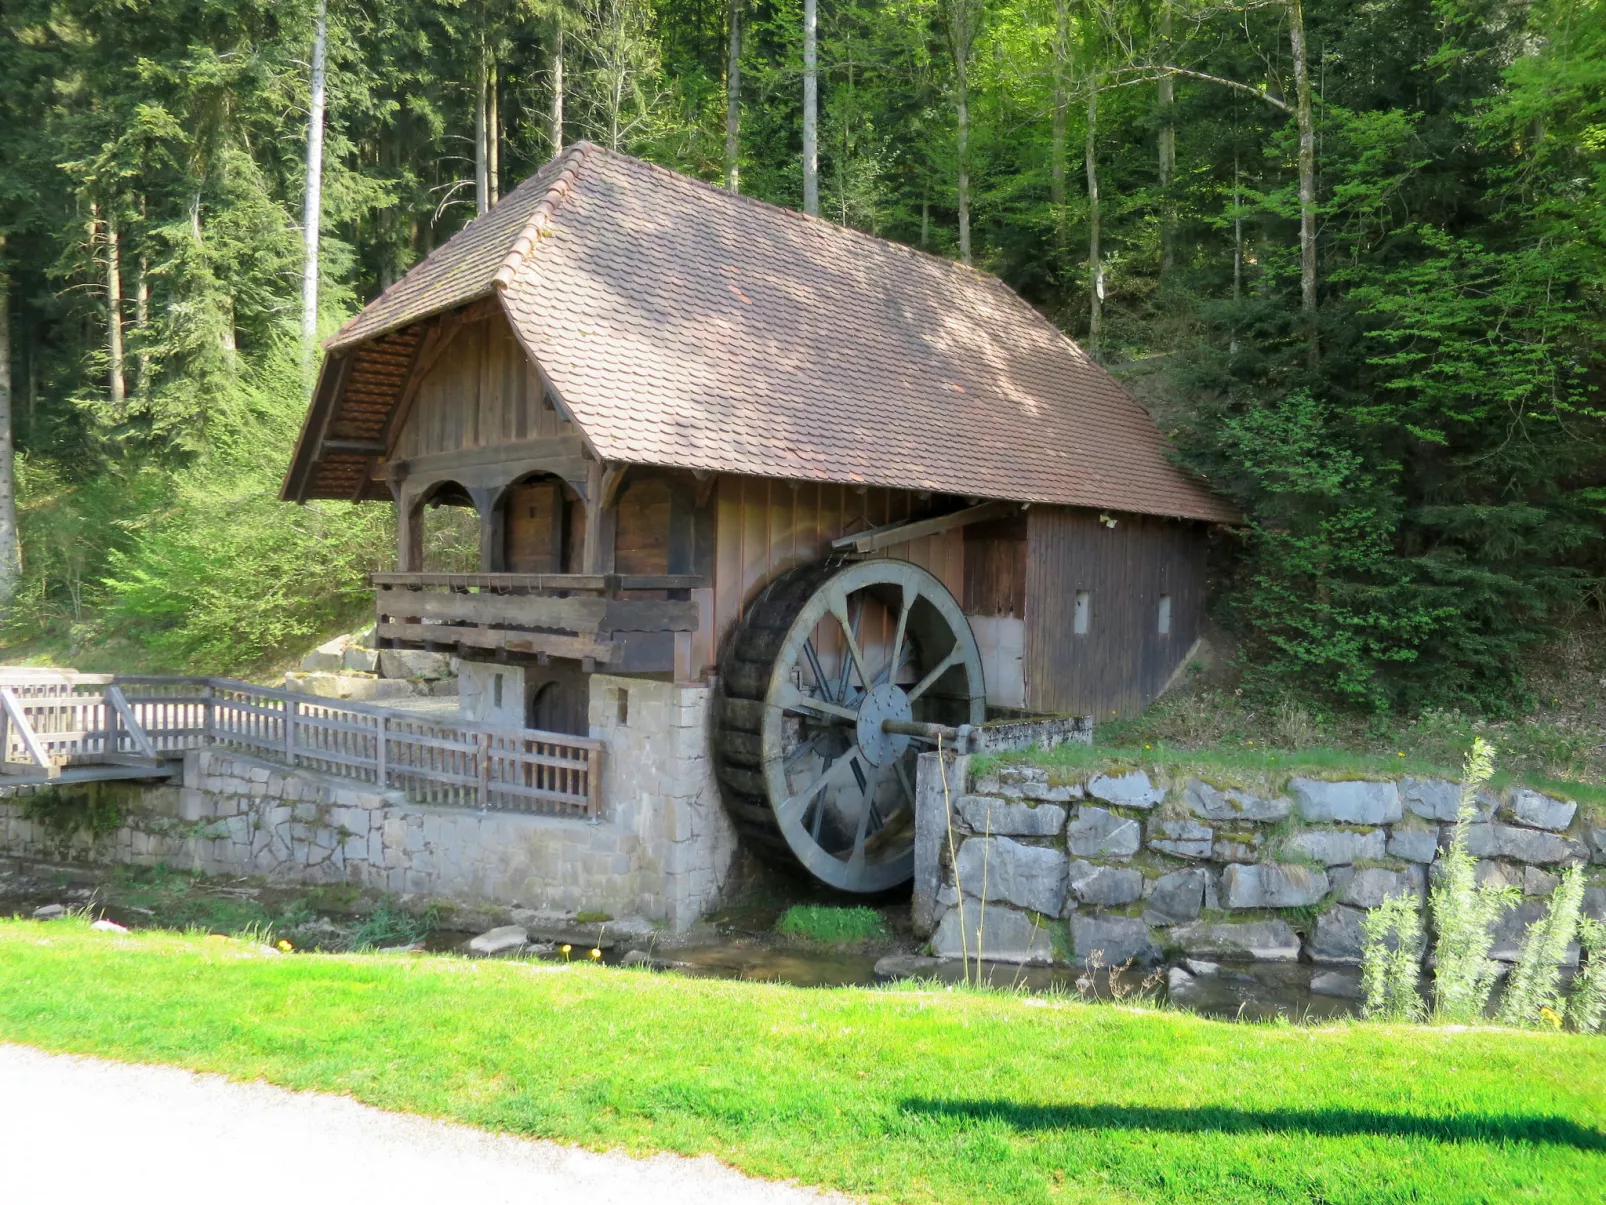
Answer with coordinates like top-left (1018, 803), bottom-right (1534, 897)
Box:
top-left (0, 0), bottom-right (1601, 716)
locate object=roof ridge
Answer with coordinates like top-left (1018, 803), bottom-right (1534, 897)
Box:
top-left (492, 142), bottom-right (592, 291)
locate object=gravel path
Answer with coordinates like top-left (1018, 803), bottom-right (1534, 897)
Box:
top-left (0, 1044), bottom-right (854, 1204)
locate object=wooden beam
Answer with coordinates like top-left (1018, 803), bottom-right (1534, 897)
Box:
top-left (0, 688), bottom-right (52, 769)
top-left (381, 311), bottom-right (466, 454)
top-left (375, 622), bottom-right (620, 664)
top-left (104, 685), bottom-right (159, 759)
top-left (581, 459), bottom-right (605, 574)
top-left (831, 500), bottom-right (1019, 554)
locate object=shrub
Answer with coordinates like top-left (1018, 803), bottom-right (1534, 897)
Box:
top-left (1430, 738), bottom-right (1519, 1023)
top-left (1572, 919), bottom-right (1606, 1034)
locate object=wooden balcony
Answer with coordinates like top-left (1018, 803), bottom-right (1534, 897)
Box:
top-left (373, 572), bottom-right (703, 672)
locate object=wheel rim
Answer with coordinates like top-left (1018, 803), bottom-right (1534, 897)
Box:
top-left (721, 560), bottom-right (984, 893)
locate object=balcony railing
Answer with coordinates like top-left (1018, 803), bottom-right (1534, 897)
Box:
top-left (372, 571), bottom-right (703, 671)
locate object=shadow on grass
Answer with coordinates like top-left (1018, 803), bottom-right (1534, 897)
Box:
top-left (900, 1099), bottom-right (1606, 1150)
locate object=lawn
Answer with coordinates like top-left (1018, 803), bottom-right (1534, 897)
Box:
top-left (2, 920), bottom-right (1603, 1205)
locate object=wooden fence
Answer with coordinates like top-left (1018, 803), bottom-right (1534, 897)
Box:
top-left (0, 671), bottom-right (602, 818)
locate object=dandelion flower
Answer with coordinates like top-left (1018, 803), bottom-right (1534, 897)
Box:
top-left (1540, 1006), bottom-right (1563, 1029)
top-left (561, 943), bottom-right (572, 954)
top-left (589, 948), bottom-right (603, 960)
top-left (277, 939), bottom-right (293, 953)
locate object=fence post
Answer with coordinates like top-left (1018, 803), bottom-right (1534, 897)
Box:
top-left (284, 698), bottom-right (298, 768)
top-left (202, 682), bottom-right (216, 747)
top-left (477, 732), bottom-right (491, 809)
top-left (586, 745), bottom-right (603, 817)
top-left (375, 712), bottom-right (388, 790)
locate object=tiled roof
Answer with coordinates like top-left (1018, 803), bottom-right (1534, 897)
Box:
top-left (296, 143), bottom-right (1237, 523)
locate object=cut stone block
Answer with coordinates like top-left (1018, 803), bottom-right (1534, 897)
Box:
top-left (1588, 827), bottom-right (1606, 864)
top-left (1070, 914), bottom-right (1161, 967)
top-left (1085, 771), bottom-right (1165, 810)
top-left (953, 795), bottom-right (1067, 837)
top-left (1462, 823), bottom-right (1586, 865)
top-left (1401, 777), bottom-right (1495, 822)
top-left (378, 649), bottom-right (454, 680)
top-left (1213, 835), bottom-right (1262, 863)
top-left (1067, 806), bottom-right (1141, 858)
top-left (342, 646), bottom-right (380, 673)
top-left (1523, 866), bottom-right (1559, 897)
top-left (1148, 819), bottom-right (1213, 859)
top-left (299, 635), bottom-right (350, 672)
top-left (1308, 905), bottom-right (1367, 965)
top-left (954, 836), bottom-right (1067, 916)
top-left (1337, 866), bottom-right (1419, 908)
top-left (1172, 919), bottom-right (1302, 962)
top-left (1143, 868), bottom-right (1208, 925)
top-left (1291, 778), bottom-right (1402, 825)
top-left (1222, 862), bottom-right (1329, 909)
top-left (932, 899), bottom-right (1054, 964)
top-left (1182, 779), bottom-right (1290, 823)
top-left (1067, 861), bottom-right (1143, 907)
top-left (1488, 901), bottom-right (1579, 965)
top-left (1505, 789), bottom-right (1577, 832)
top-left (1283, 827), bottom-right (1386, 867)
top-left (1387, 826), bottom-right (1440, 864)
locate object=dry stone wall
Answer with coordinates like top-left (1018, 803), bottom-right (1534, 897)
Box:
top-left (919, 762), bottom-right (1606, 967)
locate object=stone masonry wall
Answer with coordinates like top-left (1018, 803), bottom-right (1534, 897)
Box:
top-left (918, 762), bottom-right (1606, 967)
top-left (0, 674), bottom-right (736, 930)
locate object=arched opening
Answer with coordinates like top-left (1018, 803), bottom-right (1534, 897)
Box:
top-left (502, 473), bottom-right (585, 573)
top-left (416, 481), bottom-right (481, 573)
top-left (526, 667), bottom-right (589, 736)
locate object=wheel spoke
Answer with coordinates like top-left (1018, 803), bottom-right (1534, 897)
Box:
top-left (888, 584), bottom-right (913, 686)
top-left (830, 593), bottom-right (872, 699)
top-left (784, 731), bottom-right (827, 769)
top-left (776, 682), bottom-right (858, 724)
top-left (801, 639), bottom-right (831, 702)
top-left (845, 770), bottom-right (876, 872)
top-left (776, 751), bottom-right (863, 827)
top-left (908, 644), bottom-right (965, 701)
top-left (893, 758), bottom-right (916, 808)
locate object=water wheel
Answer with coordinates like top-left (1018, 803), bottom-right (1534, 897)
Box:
top-left (715, 559), bottom-right (986, 892)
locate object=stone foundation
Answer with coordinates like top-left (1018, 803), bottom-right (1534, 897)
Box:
top-left (915, 758), bottom-right (1606, 966)
top-left (0, 674), bottom-right (736, 930)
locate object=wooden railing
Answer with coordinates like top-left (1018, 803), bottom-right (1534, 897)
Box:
top-left (372, 571), bottom-right (703, 670)
top-left (0, 671), bottom-right (602, 818)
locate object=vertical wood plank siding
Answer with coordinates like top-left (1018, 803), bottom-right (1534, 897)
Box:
top-left (1024, 507), bottom-right (1206, 717)
top-left (395, 315), bottom-right (572, 459)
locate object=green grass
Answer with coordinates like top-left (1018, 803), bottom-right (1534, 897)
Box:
top-left (774, 904), bottom-right (889, 946)
top-left (3, 921), bottom-right (1603, 1204)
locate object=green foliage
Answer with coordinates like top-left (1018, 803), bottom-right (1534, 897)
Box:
top-left (344, 902), bottom-right (438, 952)
top-left (774, 903), bottom-right (888, 946)
top-left (1497, 865), bottom-right (1587, 1028)
top-left (1360, 895), bottom-right (1425, 1023)
top-left (21, 783), bottom-right (132, 842)
top-left (1429, 739), bottom-right (1519, 1022)
top-left (1572, 919), bottom-right (1606, 1035)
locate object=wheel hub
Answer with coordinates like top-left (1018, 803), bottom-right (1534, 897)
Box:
top-left (854, 682), bottom-right (913, 767)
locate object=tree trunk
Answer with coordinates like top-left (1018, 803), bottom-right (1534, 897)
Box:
top-left (802, 0), bottom-right (819, 216)
top-left (1050, 0), bottom-right (1070, 248)
top-left (104, 210), bottom-right (125, 405)
top-left (135, 196), bottom-right (150, 396)
top-left (0, 237), bottom-right (18, 611)
top-left (921, 197), bottom-right (929, 249)
top-left (301, 0), bottom-right (328, 365)
top-left (475, 45), bottom-right (490, 215)
top-left (1231, 149), bottom-right (1243, 356)
top-left (725, 0), bottom-right (742, 192)
top-left (1288, 0), bottom-right (1318, 361)
top-left (1085, 84), bottom-right (1102, 349)
top-left (489, 57), bottom-right (501, 205)
top-left (955, 56), bottom-right (971, 264)
top-left (550, 21), bottom-right (565, 154)
top-left (1158, 4), bottom-right (1175, 275)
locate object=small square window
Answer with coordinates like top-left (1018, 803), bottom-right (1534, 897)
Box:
top-left (493, 672), bottom-right (504, 709)
top-left (1158, 594), bottom-right (1172, 636)
top-left (1073, 590), bottom-right (1091, 636)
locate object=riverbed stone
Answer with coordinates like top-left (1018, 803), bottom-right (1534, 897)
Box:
top-left (874, 953), bottom-right (944, 981)
top-left (1308, 905), bottom-right (1367, 965)
top-left (1505, 789), bottom-right (1577, 832)
top-left (1067, 860), bottom-right (1143, 907)
top-left (468, 925), bottom-right (528, 955)
top-left (1067, 806), bottom-right (1141, 857)
top-left (1463, 823), bottom-right (1585, 865)
top-left (953, 795), bottom-right (1067, 837)
top-left (1143, 868), bottom-right (1208, 924)
top-left (1222, 862), bottom-right (1329, 908)
top-left (1283, 827), bottom-right (1386, 867)
top-left (1183, 780), bottom-right (1291, 823)
top-left (1086, 771), bottom-right (1166, 809)
top-left (1070, 914), bottom-right (1161, 967)
top-left (1172, 919), bottom-right (1302, 962)
top-left (1147, 818), bottom-right (1214, 859)
top-left (1338, 866), bottom-right (1419, 908)
top-left (1310, 969), bottom-right (1364, 999)
top-left (1387, 826), bottom-right (1440, 864)
top-left (1291, 778), bottom-right (1402, 825)
top-left (932, 899), bottom-right (1055, 964)
top-left (955, 836), bottom-right (1067, 915)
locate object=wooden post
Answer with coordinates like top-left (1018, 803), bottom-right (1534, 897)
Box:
top-left (586, 745), bottom-right (602, 817)
top-left (202, 682), bottom-right (215, 746)
top-left (375, 712), bottom-right (388, 789)
top-left (477, 731), bottom-right (491, 809)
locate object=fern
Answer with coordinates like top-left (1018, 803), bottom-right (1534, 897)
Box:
top-left (1497, 865), bottom-right (1585, 1027)
top-left (1361, 894), bottom-right (1425, 1021)
top-left (1430, 738), bottom-right (1518, 1023)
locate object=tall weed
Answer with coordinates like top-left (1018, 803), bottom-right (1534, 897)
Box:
top-left (1497, 865), bottom-right (1586, 1027)
top-left (1571, 919), bottom-right (1606, 1034)
top-left (1430, 738), bottom-right (1519, 1022)
top-left (1361, 894), bottom-right (1425, 1021)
